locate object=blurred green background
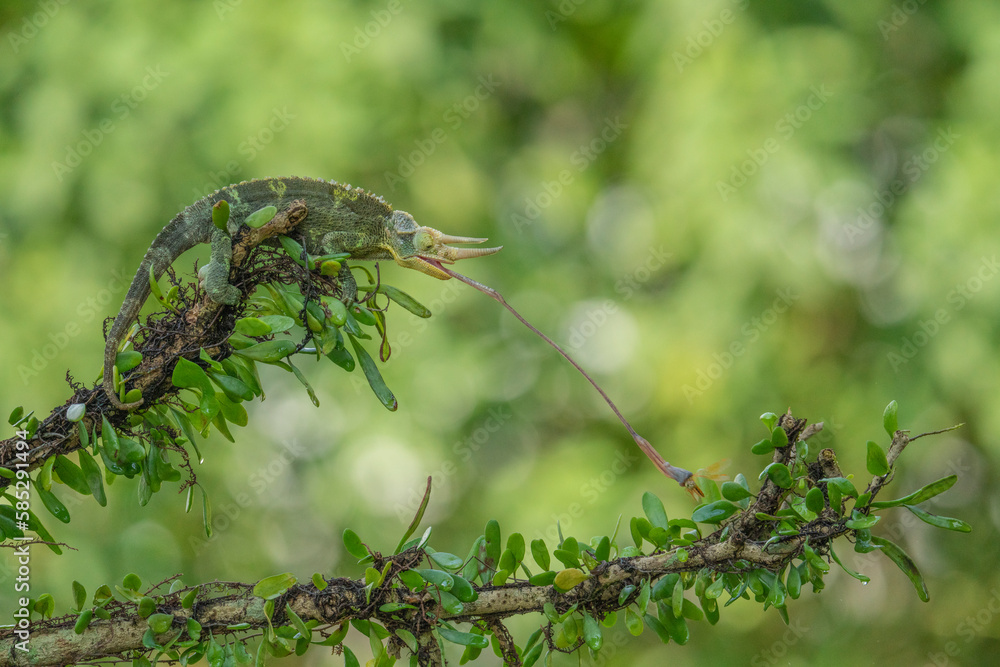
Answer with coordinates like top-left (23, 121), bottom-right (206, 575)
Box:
top-left (2, 0), bottom-right (998, 664)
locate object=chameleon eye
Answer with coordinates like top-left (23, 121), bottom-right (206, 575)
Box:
top-left (414, 230), bottom-right (433, 252)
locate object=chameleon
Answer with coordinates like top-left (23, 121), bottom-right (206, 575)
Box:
top-left (102, 176), bottom-right (501, 410)
top-left (103, 176), bottom-right (700, 496)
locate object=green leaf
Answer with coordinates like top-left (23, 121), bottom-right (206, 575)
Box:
top-left (643, 613), bottom-right (671, 644)
top-left (8, 406), bottom-right (24, 425)
top-left (122, 573), bottom-right (142, 591)
top-left (651, 574), bottom-right (678, 602)
top-left (35, 485), bottom-right (70, 523)
top-left (138, 596), bottom-right (156, 618)
top-left (721, 481), bottom-right (753, 502)
top-left (325, 298), bottom-right (349, 327)
top-left (53, 455), bottom-right (91, 496)
top-left (760, 462), bottom-right (793, 489)
top-left (449, 575), bottom-right (478, 602)
top-left (484, 519), bottom-right (501, 567)
top-left (148, 264), bottom-right (164, 302)
top-left (376, 284), bottom-right (432, 318)
top-left (119, 437), bottom-right (146, 463)
top-left (437, 627), bottom-right (489, 648)
top-left (531, 539), bottom-right (551, 570)
top-left (395, 481), bottom-right (432, 555)
top-left (116, 350), bottom-right (144, 373)
top-left (671, 577), bottom-right (684, 618)
top-left (521, 643), bottom-right (544, 667)
top-left (276, 362), bottom-right (314, 409)
top-left (582, 612), bottom-right (603, 651)
top-left (285, 604), bottom-right (312, 642)
top-left (235, 339), bottom-right (298, 363)
top-left (436, 590), bottom-right (464, 615)
top-left (821, 476), bottom-right (858, 498)
top-left (326, 344), bottom-right (355, 372)
top-left (313, 622), bottom-right (349, 647)
top-left (147, 613), bottom-right (174, 634)
top-left (319, 259), bottom-right (342, 275)
top-left (785, 564), bottom-right (802, 599)
top-left (350, 304), bottom-right (376, 326)
top-left (659, 602), bottom-right (690, 645)
top-left (77, 449), bottom-right (106, 507)
top-left (771, 427), bottom-right (788, 448)
top-left (235, 316), bottom-right (273, 337)
top-left (498, 548), bottom-right (516, 574)
top-left (866, 440), bottom-right (889, 476)
top-left (187, 618), bottom-right (202, 642)
top-left (760, 412), bottom-right (779, 430)
top-left (253, 573), bottom-right (297, 600)
top-left (279, 234), bottom-right (307, 266)
top-left (347, 333), bottom-right (397, 411)
top-left (883, 400), bottom-right (898, 436)
top-left (830, 547), bottom-right (870, 583)
top-left (415, 569), bottom-right (453, 591)
top-left (625, 607), bottom-right (644, 636)
top-left (37, 456), bottom-right (55, 491)
top-left (704, 576), bottom-right (726, 600)
top-left (98, 414), bottom-right (119, 455)
top-left (172, 356), bottom-right (216, 395)
top-left (343, 529), bottom-right (368, 559)
top-left (691, 500), bottom-right (739, 524)
top-left (72, 580), bottom-right (87, 611)
top-left (182, 588), bottom-right (198, 610)
top-left (595, 535), bottom-right (611, 562)
top-left (74, 609), bottom-right (93, 634)
top-left (506, 532), bottom-right (526, 564)
top-left (870, 475), bottom-right (958, 509)
top-left (844, 510), bottom-right (880, 530)
top-left (904, 505), bottom-right (972, 532)
top-left (750, 438), bottom-right (774, 455)
top-left (397, 569), bottom-right (425, 591)
top-left (429, 551), bottom-right (464, 571)
top-left (642, 492), bottom-right (669, 529)
top-left (528, 571), bottom-right (556, 586)
top-left (210, 371), bottom-right (255, 402)
top-left (258, 314), bottom-right (295, 333)
top-left (66, 402), bottom-right (86, 422)
top-left (245, 205), bottom-right (277, 228)
top-left (805, 487), bottom-right (825, 514)
top-left (871, 536), bottom-right (929, 602)
top-left (553, 568), bottom-right (589, 591)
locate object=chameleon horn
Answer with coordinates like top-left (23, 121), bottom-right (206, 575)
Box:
top-left (438, 234), bottom-right (490, 245)
top-left (449, 246), bottom-right (503, 260)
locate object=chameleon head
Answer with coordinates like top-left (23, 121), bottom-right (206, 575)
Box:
top-left (387, 210), bottom-right (502, 280)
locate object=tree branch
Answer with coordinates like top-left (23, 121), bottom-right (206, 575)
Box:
top-left (0, 200), bottom-right (309, 490)
top-left (3, 413), bottom-right (933, 666)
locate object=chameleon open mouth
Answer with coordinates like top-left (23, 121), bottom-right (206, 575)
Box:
top-left (418, 257), bottom-right (448, 270)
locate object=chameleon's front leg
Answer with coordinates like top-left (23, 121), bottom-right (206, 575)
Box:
top-left (338, 262), bottom-right (358, 303)
top-left (198, 228), bottom-right (242, 305)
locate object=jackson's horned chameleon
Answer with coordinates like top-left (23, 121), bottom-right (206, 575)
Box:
top-left (102, 176), bottom-right (500, 410)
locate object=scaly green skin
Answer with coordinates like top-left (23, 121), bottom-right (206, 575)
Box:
top-left (103, 176), bottom-right (501, 410)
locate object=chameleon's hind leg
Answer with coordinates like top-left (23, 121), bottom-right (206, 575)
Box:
top-left (198, 228), bottom-right (242, 305)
